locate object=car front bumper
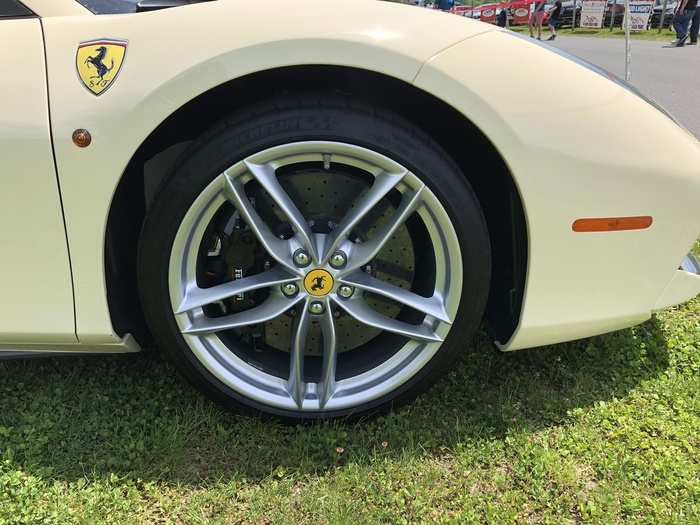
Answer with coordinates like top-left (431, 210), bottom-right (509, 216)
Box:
top-left (654, 254), bottom-right (700, 311)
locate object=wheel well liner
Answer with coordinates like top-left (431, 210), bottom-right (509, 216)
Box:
top-left (105, 65), bottom-right (527, 346)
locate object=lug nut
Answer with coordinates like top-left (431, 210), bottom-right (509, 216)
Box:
top-left (293, 249), bottom-right (311, 267)
top-left (330, 251), bottom-right (347, 269)
top-left (308, 301), bottom-right (325, 315)
top-left (337, 285), bottom-right (354, 299)
top-left (281, 282), bottom-right (299, 297)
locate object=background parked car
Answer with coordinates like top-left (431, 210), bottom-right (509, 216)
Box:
top-left (557, 0), bottom-right (582, 27)
top-left (650, 0), bottom-right (677, 28)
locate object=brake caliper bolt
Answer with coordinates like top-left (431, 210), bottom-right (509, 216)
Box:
top-left (281, 282), bottom-right (299, 297)
top-left (293, 249), bottom-right (311, 268)
top-left (337, 285), bottom-right (354, 299)
top-left (308, 301), bottom-right (325, 315)
top-left (330, 251), bottom-right (347, 269)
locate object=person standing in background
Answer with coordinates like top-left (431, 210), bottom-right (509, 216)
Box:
top-left (437, 0), bottom-right (454, 10)
top-left (530, 0), bottom-right (547, 39)
top-left (497, 5), bottom-right (509, 26)
top-left (547, 0), bottom-right (562, 40)
top-left (689, 7), bottom-right (699, 44)
top-left (673, 0), bottom-right (697, 46)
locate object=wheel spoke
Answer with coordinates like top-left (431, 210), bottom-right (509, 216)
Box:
top-left (243, 160), bottom-right (317, 261)
top-left (318, 306), bottom-right (337, 409)
top-left (323, 170), bottom-right (408, 261)
top-left (287, 303), bottom-right (310, 409)
top-left (340, 270), bottom-right (451, 323)
top-left (222, 171), bottom-right (297, 272)
top-left (182, 295), bottom-right (303, 335)
top-left (176, 266), bottom-right (297, 314)
top-left (344, 185), bottom-right (424, 273)
top-left (333, 297), bottom-right (443, 343)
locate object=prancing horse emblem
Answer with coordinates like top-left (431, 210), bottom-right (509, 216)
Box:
top-left (304, 269), bottom-right (334, 297)
top-left (85, 47), bottom-right (114, 83)
top-left (76, 39), bottom-right (128, 96)
top-left (311, 275), bottom-right (327, 292)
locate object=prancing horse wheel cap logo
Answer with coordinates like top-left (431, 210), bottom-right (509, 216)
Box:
top-left (76, 39), bottom-right (128, 96)
top-left (304, 269), bottom-right (334, 297)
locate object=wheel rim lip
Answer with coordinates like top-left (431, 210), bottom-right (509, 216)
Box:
top-left (168, 141), bottom-right (463, 412)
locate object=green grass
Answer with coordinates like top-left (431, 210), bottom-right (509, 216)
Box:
top-left (509, 25), bottom-right (679, 41)
top-left (1, 259), bottom-right (700, 523)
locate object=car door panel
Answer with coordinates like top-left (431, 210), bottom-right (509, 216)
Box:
top-left (0, 18), bottom-right (76, 343)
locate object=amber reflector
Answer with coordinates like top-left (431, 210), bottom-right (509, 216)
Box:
top-left (572, 216), bottom-right (653, 232)
top-left (72, 129), bottom-right (92, 148)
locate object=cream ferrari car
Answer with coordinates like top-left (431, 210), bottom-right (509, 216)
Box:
top-left (3, 0), bottom-right (699, 420)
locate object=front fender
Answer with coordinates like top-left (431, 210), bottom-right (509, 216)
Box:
top-left (415, 30), bottom-right (700, 349)
top-left (41, 0), bottom-right (491, 343)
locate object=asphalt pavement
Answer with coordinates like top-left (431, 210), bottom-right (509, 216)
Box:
top-left (548, 36), bottom-right (699, 138)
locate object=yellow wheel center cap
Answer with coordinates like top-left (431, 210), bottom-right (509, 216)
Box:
top-left (304, 269), bottom-right (334, 297)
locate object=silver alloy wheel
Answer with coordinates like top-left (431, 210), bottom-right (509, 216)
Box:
top-left (168, 141), bottom-right (463, 412)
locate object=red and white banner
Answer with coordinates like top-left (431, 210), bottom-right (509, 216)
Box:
top-left (512, 6), bottom-right (532, 24)
top-left (480, 6), bottom-right (498, 23)
top-left (451, 5), bottom-right (473, 16)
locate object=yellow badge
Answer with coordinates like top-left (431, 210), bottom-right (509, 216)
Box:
top-left (304, 269), bottom-right (334, 297)
top-left (76, 39), bottom-right (127, 96)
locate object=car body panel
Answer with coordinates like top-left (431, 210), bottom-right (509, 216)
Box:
top-left (22, 0), bottom-right (90, 17)
top-left (39, 0), bottom-right (489, 344)
top-left (1, 0), bottom-right (699, 354)
top-left (0, 18), bottom-right (76, 343)
top-left (654, 267), bottom-right (700, 311)
top-left (415, 30), bottom-right (700, 349)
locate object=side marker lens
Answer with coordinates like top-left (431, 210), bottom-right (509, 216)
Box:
top-left (572, 216), bottom-right (653, 232)
top-left (72, 129), bottom-right (92, 148)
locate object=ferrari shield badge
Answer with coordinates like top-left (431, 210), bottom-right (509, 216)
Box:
top-left (76, 39), bottom-right (127, 96)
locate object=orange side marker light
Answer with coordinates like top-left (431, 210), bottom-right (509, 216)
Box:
top-left (572, 216), bottom-right (653, 233)
top-left (72, 129), bottom-right (92, 148)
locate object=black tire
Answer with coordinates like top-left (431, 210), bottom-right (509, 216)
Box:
top-left (138, 94), bottom-right (491, 421)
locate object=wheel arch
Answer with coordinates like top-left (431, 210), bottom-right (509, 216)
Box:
top-left (105, 65), bottom-right (527, 346)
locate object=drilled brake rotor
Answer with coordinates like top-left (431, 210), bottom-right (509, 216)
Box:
top-left (258, 169), bottom-right (416, 355)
